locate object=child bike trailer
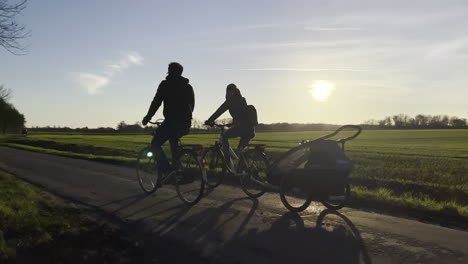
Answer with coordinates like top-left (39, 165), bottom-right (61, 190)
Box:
top-left (267, 125), bottom-right (362, 212)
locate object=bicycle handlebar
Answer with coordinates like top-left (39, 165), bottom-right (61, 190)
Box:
top-left (208, 123), bottom-right (232, 129)
top-left (318, 125), bottom-right (362, 143)
top-left (147, 118), bottom-right (164, 126)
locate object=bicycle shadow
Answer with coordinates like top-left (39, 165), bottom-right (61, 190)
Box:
top-left (148, 197), bottom-right (259, 257)
top-left (215, 209), bottom-right (372, 264)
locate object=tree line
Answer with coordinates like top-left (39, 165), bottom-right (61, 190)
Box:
top-left (28, 120), bottom-right (344, 134)
top-left (0, 85), bottom-right (25, 134)
top-left (28, 114), bottom-right (468, 134)
top-left (363, 114), bottom-right (467, 129)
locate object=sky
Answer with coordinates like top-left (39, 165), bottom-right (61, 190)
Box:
top-left (1, 0), bottom-right (467, 128)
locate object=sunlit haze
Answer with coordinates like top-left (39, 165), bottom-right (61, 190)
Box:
top-left (1, 0), bottom-right (467, 128)
top-left (310, 81), bottom-right (334, 101)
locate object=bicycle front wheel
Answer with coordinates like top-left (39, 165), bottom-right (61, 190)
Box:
top-left (176, 150), bottom-right (205, 205)
top-left (240, 151), bottom-right (269, 198)
top-left (201, 146), bottom-right (226, 188)
top-left (136, 146), bottom-right (160, 194)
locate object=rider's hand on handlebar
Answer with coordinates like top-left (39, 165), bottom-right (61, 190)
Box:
top-left (204, 120), bottom-right (214, 126)
top-left (142, 115), bottom-right (150, 126)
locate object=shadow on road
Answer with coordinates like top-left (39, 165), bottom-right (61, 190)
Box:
top-left (214, 209), bottom-right (372, 264)
top-left (98, 189), bottom-right (371, 264)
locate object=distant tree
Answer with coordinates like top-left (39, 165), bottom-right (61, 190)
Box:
top-left (384, 116), bottom-right (392, 127)
top-left (0, 0), bottom-right (29, 54)
top-left (449, 117), bottom-right (467, 128)
top-left (218, 118), bottom-right (233, 125)
top-left (441, 115), bottom-right (450, 128)
top-left (392, 114), bottom-right (405, 128)
top-left (117, 121), bottom-right (127, 131)
top-left (407, 117), bottom-right (417, 128)
top-left (429, 115), bottom-right (441, 128)
top-left (0, 85), bottom-right (25, 133)
top-left (372, 114), bottom-right (467, 129)
top-left (377, 119), bottom-right (386, 127)
top-left (414, 114), bottom-right (427, 127)
top-left (364, 119), bottom-right (378, 126)
top-left (191, 118), bottom-right (203, 129)
top-left (116, 121), bottom-right (143, 133)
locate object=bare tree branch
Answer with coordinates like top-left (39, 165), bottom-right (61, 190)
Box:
top-left (0, 0), bottom-right (29, 55)
top-left (0, 84), bottom-right (12, 101)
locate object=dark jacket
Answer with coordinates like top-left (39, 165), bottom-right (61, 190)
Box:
top-left (146, 75), bottom-right (195, 123)
top-left (207, 94), bottom-right (248, 126)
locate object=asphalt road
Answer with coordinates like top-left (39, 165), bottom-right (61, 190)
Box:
top-left (0, 146), bottom-right (467, 264)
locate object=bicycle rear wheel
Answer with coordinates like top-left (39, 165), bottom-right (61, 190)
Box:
top-left (201, 146), bottom-right (226, 188)
top-left (136, 146), bottom-right (160, 194)
top-left (176, 150), bottom-right (205, 205)
top-left (240, 151), bottom-right (269, 198)
top-left (279, 173), bottom-right (312, 212)
top-left (321, 184), bottom-right (350, 210)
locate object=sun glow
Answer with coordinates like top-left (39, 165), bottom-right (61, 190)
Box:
top-left (310, 80), bottom-right (335, 101)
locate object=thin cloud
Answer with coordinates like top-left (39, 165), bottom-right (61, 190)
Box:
top-left (74, 51), bottom-right (143, 95)
top-left (76, 73), bottom-right (109, 95)
top-left (222, 40), bottom-right (362, 50)
top-left (244, 23), bottom-right (279, 29)
top-left (225, 67), bottom-right (370, 72)
top-left (426, 37), bottom-right (468, 59)
top-left (105, 51), bottom-right (143, 76)
top-left (304, 27), bottom-right (364, 31)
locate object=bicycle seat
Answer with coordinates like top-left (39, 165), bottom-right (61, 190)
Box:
top-left (181, 144), bottom-right (203, 151)
top-left (248, 144), bottom-right (266, 150)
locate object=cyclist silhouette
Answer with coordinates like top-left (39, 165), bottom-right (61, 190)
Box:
top-left (142, 62), bottom-right (195, 172)
top-left (205, 84), bottom-right (256, 169)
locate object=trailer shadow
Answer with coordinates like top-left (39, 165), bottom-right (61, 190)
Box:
top-left (214, 209), bottom-right (371, 264)
top-left (145, 194), bottom-right (370, 264)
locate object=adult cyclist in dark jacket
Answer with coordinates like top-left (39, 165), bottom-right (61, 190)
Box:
top-left (142, 62), bottom-right (195, 172)
top-left (205, 84), bottom-right (255, 168)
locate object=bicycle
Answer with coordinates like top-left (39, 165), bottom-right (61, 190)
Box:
top-left (136, 119), bottom-right (207, 205)
top-left (201, 123), bottom-right (270, 198)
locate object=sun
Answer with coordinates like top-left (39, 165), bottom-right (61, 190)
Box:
top-left (310, 80), bottom-right (335, 101)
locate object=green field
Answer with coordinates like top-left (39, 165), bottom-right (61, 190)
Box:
top-left (3, 129), bottom-right (468, 223)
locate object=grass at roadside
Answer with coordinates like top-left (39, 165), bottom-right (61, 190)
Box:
top-left (0, 170), bottom-right (208, 263)
top-left (0, 170), bottom-right (144, 263)
top-left (2, 129), bottom-right (468, 226)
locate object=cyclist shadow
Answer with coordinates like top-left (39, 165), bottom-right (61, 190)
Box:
top-left (151, 197), bottom-right (259, 256)
top-left (216, 209), bottom-right (372, 264)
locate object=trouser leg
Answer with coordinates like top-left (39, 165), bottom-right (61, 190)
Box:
top-left (237, 126), bottom-right (256, 151)
top-left (167, 120), bottom-right (191, 168)
top-left (169, 137), bottom-right (180, 164)
top-left (150, 124), bottom-right (171, 171)
top-left (222, 126), bottom-right (243, 160)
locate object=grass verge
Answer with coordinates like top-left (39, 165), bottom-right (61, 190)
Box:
top-left (3, 142), bottom-right (136, 167)
top-left (0, 170), bottom-right (206, 263)
top-left (350, 186), bottom-right (468, 229)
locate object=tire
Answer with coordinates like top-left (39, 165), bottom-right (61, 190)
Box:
top-left (279, 173), bottom-right (312, 212)
top-left (321, 184), bottom-right (351, 210)
top-left (240, 151), bottom-right (269, 198)
top-left (202, 147), bottom-right (226, 188)
top-left (175, 150), bottom-right (205, 205)
top-left (136, 146), bottom-right (160, 194)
